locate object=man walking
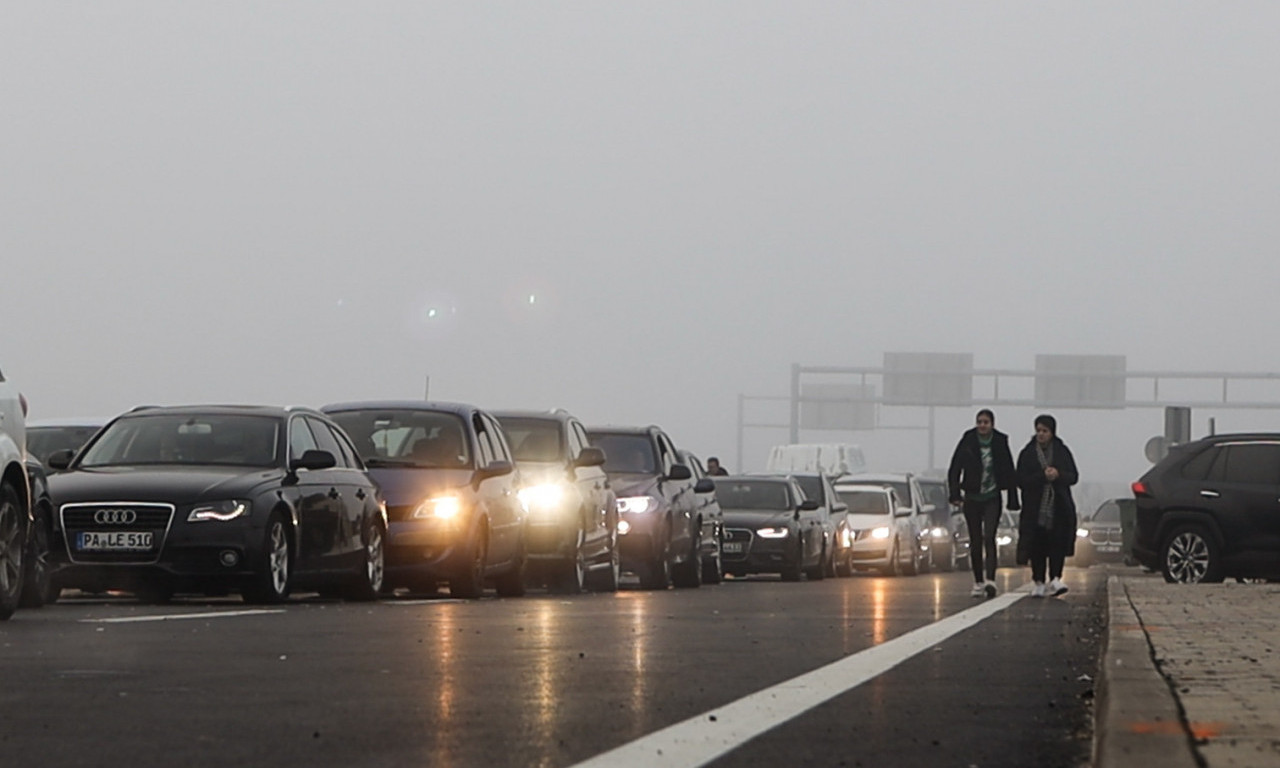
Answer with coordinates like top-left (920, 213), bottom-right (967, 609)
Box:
top-left (947, 409), bottom-right (1020, 597)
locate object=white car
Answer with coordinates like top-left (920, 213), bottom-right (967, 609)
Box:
top-left (836, 472), bottom-right (933, 575)
top-left (0, 367), bottom-right (31, 619)
top-left (835, 483), bottom-right (924, 576)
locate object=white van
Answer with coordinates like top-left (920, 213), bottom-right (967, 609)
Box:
top-left (765, 443), bottom-right (866, 478)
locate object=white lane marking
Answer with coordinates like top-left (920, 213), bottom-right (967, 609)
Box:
top-left (81, 609), bottom-right (286, 624)
top-left (570, 588), bottom-right (1028, 768)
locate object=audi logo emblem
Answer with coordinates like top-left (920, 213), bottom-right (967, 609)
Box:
top-left (94, 509), bottom-right (138, 525)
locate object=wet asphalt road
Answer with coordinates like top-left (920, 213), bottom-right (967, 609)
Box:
top-left (0, 567), bottom-right (1108, 768)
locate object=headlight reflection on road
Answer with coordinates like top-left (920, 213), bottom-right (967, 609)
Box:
top-left (530, 600), bottom-right (559, 766)
top-left (871, 580), bottom-right (887, 646)
top-left (617, 591), bottom-right (651, 739)
top-left (432, 603), bottom-right (458, 768)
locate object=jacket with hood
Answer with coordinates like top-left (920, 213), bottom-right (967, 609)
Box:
top-left (947, 427), bottom-right (1020, 509)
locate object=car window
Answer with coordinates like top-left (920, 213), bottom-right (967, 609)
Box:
top-left (657, 433), bottom-right (679, 474)
top-left (589, 433), bottom-right (658, 474)
top-left (472, 414), bottom-right (497, 467)
top-left (484, 414), bottom-right (513, 463)
top-left (78, 413), bottom-right (280, 468)
top-left (1179, 446), bottom-right (1220, 481)
top-left (836, 489), bottom-right (890, 515)
top-left (326, 423), bottom-right (362, 470)
top-left (289, 418), bottom-right (321, 461)
top-left (328, 410), bottom-right (470, 467)
top-left (569, 421), bottom-right (590, 458)
top-left (27, 425), bottom-right (101, 463)
top-left (1221, 443), bottom-right (1280, 485)
top-left (305, 417), bottom-right (346, 467)
top-left (499, 417), bottom-right (564, 463)
top-left (712, 480), bottom-right (790, 510)
top-left (794, 475), bottom-right (825, 504)
top-left (1093, 502), bottom-right (1121, 523)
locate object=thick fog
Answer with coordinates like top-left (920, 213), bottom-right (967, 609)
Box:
top-left (4, 3), bottom-right (1279, 490)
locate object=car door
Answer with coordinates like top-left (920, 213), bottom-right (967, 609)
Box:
top-left (475, 413), bottom-right (522, 566)
top-left (313, 418), bottom-right (370, 568)
top-left (657, 432), bottom-right (695, 552)
top-left (1201, 441), bottom-right (1280, 555)
top-left (570, 420), bottom-right (611, 559)
top-left (288, 416), bottom-right (346, 574)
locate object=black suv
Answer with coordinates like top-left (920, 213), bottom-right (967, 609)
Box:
top-left (584, 425), bottom-right (706, 590)
top-left (1133, 433), bottom-right (1280, 583)
top-left (493, 409), bottom-right (619, 593)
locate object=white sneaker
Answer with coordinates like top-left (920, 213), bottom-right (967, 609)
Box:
top-left (970, 582), bottom-right (986, 598)
top-left (1031, 581), bottom-right (1046, 598)
top-left (984, 580), bottom-right (997, 598)
top-left (1049, 578), bottom-right (1068, 597)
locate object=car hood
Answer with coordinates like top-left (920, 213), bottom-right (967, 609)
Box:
top-left (722, 509), bottom-right (794, 529)
top-left (607, 473), bottom-right (660, 499)
top-left (366, 467), bottom-right (476, 506)
top-left (515, 462), bottom-right (572, 486)
top-left (48, 466), bottom-right (282, 505)
top-left (845, 512), bottom-right (894, 530)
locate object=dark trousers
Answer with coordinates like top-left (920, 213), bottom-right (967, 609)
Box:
top-left (963, 497), bottom-right (1002, 582)
top-left (1025, 525), bottom-right (1065, 582)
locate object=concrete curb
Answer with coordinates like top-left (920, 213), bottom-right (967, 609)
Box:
top-left (1094, 575), bottom-right (1200, 768)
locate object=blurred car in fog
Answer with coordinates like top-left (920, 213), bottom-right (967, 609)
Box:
top-left (791, 472), bottom-right (845, 577)
top-left (916, 475), bottom-right (965, 572)
top-left (493, 409), bottom-right (619, 593)
top-left (0, 369), bottom-right (30, 619)
top-left (584, 425), bottom-right (703, 590)
top-left (832, 482), bottom-right (918, 577)
top-left (996, 510), bottom-right (1019, 567)
top-left (46, 405), bottom-right (387, 604)
top-left (1072, 498), bottom-right (1133, 567)
top-left (25, 418), bottom-right (105, 470)
top-left (836, 472), bottom-right (931, 574)
top-left (325, 401), bottom-right (527, 599)
top-left (21, 457), bottom-right (57, 607)
top-left (713, 475), bottom-right (824, 580)
top-left (678, 449), bottom-right (725, 584)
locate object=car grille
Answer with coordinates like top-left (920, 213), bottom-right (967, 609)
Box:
top-left (722, 528), bottom-right (753, 561)
top-left (60, 502), bottom-right (175, 565)
top-left (1088, 528), bottom-right (1123, 546)
top-left (387, 505), bottom-right (417, 523)
top-left (853, 529), bottom-right (880, 542)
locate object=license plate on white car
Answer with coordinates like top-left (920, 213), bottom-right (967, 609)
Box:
top-left (722, 542), bottom-right (744, 554)
top-left (77, 531), bottom-right (154, 551)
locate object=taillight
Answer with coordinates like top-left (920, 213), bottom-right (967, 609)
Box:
top-left (1131, 481), bottom-right (1150, 498)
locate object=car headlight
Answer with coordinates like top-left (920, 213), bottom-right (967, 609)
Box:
top-left (996, 534), bottom-right (1013, 546)
top-left (414, 495), bottom-right (464, 520)
top-left (756, 527), bottom-right (789, 538)
top-left (617, 496), bottom-right (658, 514)
top-left (930, 526), bottom-right (948, 539)
top-left (188, 500), bottom-right (249, 522)
top-left (870, 527), bottom-right (891, 540)
top-left (519, 483), bottom-right (567, 513)
top-left (1076, 528), bottom-right (1089, 538)
top-left (841, 529), bottom-right (852, 547)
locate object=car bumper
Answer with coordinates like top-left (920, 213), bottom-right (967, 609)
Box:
top-left (721, 530), bottom-right (796, 574)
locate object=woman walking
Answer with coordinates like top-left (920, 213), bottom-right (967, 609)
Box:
top-left (947, 409), bottom-right (1020, 598)
top-left (1015, 414), bottom-right (1079, 597)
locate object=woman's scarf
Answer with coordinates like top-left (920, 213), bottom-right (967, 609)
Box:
top-left (1035, 441), bottom-right (1056, 529)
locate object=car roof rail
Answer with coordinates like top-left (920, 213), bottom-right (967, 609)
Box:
top-left (128, 404), bottom-right (160, 413)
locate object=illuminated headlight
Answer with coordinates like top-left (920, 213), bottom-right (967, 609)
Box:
top-left (519, 483), bottom-right (567, 512)
top-left (841, 529), bottom-right (852, 547)
top-left (617, 496), bottom-right (658, 514)
top-left (188, 500), bottom-right (249, 522)
top-left (1076, 528), bottom-right (1089, 538)
top-left (870, 527), bottom-right (891, 540)
top-left (618, 520), bottom-right (632, 535)
top-left (996, 534), bottom-right (1013, 546)
top-left (414, 496), bottom-right (463, 520)
top-left (756, 527), bottom-right (789, 539)
top-left (930, 527), bottom-right (948, 539)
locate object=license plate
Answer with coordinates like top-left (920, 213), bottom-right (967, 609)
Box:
top-left (1095, 545), bottom-right (1120, 553)
top-left (722, 542), bottom-right (744, 554)
top-left (77, 531), bottom-right (154, 551)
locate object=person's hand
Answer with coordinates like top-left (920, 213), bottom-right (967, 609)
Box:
top-left (949, 498), bottom-right (962, 509)
top-left (1044, 466), bottom-right (1059, 481)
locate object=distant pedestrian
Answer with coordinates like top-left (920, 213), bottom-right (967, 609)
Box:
top-left (947, 409), bottom-right (1020, 598)
top-left (705, 457), bottom-right (729, 476)
top-left (1015, 414), bottom-right (1079, 598)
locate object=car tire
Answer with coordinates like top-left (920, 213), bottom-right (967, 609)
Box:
top-left (20, 501), bottom-right (54, 608)
top-left (552, 534), bottom-right (587, 595)
top-left (1160, 524), bottom-right (1224, 584)
top-left (243, 513), bottom-right (293, 604)
top-left (672, 530), bottom-right (702, 589)
top-left (883, 540), bottom-right (902, 578)
top-left (587, 539), bottom-right (621, 593)
top-left (639, 525), bottom-right (672, 590)
top-left (702, 535), bottom-right (724, 585)
top-left (0, 482), bottom-right (24, 620)
top-left (494, 539), bottom-right (528, 598)
top-left (781, 541), bottom-right (803, 582)
top-left (805, 544), bottom-right (826, 581)
top-left (835, 550), bottom-right (852, 578)
top-left (823, 544), bottom-right (837, 579)
top-left (450, 528), bottom-right (488, 599)
top-left (345, 523), bottom-right (386, 602)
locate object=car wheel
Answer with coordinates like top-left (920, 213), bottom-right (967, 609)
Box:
top-left (345, 523), bottom-right (385, 602)
top-left (553, 534), bottom-right (587, 595)
top-left (450, 529), bottom-right (488, 599)
top-left (672, 530), bottom-right (702, 589)
top-left (781, 541), bottom-right (803, 582)
top-left (805, 543), bottom-right (826, 581)
top-left (0, 482), bottom-right (25, 620)
top-left (1160, 525), bottom-right (1224, 584)
top-left (20, 502), bottom-right (53, 608)
top-left (702, 535), bottom-right (724, 585)
top-left (903, 538), bottom-right (920, 576)
top-left (587, 539), bottom-right (621, 593)
top-left (835, 549), bottom-right (852, 578)
top-left (823, 544), bottom-right (837, 579)
top-left (494, 538), bottom-right (528, 598)
top-left (883, 540), bottom-right (902, 577)
top-left (639, 524), bottom-right (672, 590)
top-left (243, 514), bottom-right (293, 604)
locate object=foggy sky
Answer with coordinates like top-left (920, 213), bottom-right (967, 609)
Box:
top-left (4, 3), bottom-right (1279, 486)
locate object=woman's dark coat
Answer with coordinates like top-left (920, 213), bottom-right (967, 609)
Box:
top-left (1015, 436), bottom-right (1079, 561)
top-left (946, 428), bottom-right (1020, 509)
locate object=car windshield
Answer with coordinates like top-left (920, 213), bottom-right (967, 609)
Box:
top-left (836, 489), bottom-right (890, 515)
top-left (27, 425), bottom-right (101, 463)
top-left (78, 414), bottom-right (280, 468)
top-left (328, 409), bottom-right (471, 468)
top-left (497, 417), bottom-right (564, 463)
top-left (851, 478), bottom-right (911, 505)
top-left (589, 433), bottom-right (657, 474)
top-left (712, 480), bottom-right (791, 510)
top-left (917, 482), bottom-right (952, 524)
top-left (794, 476), bottom-right (824, 504)
top-left (1092, 502), bottom-right (1121, 523)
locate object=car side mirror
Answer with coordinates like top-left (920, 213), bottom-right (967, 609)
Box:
top-left (473, 459), bottom-right (515, 486)
top-left (798, 499), bottom-right (820, 512)
top-left (921, 503), bottom-right (936, 515)
top-left (291, 449), bottom-right (336, 472)
top-left (895, 506), bottom-right (913, 518)
top-left (47, 449), bottom-right (76, 470)
top-left (833, 503), bottom-right (849, 515)
top-left (575, 447), bottom-right (606, 468)
top-left (694, 478), bottom-right (715, 494)
top-left (667, 464), bottom-right (692, 481)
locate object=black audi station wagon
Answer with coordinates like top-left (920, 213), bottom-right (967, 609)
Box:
top-left (45, 405), bottom-right (388, 603)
